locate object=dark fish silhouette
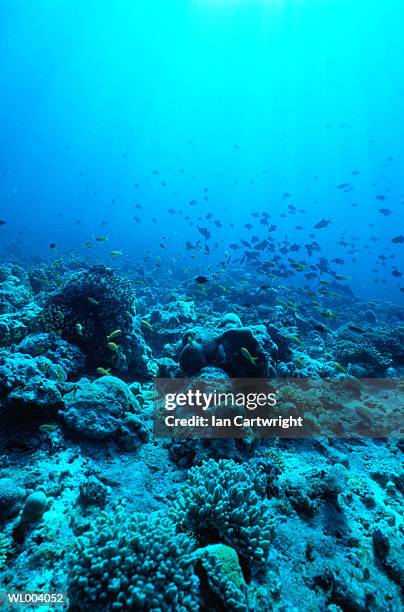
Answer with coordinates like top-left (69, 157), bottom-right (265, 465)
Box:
top-left (197, 227), bottom-right (211, 240)
top-left (379, 208), bottom-right (392, 216)
top-left (194, 275), bottom-right (210, 284)
top-left (314, 219), bottom-right (331, 229)
top-left (391, 235), bottom-right (404, 244)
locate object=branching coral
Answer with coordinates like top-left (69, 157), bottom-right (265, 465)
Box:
top-left (68, 509), bottom-right (199, 611)
top-left (173, 459), bottom-right (272, 567)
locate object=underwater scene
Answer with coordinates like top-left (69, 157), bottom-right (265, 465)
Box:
top-left (0, 0), bottom-right (403, 610)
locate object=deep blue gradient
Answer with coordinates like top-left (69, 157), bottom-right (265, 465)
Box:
top-left (0, 0), bottom-right (403, 298)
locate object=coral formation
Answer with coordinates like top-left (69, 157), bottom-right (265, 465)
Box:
top-left (68, 509), bottom-right (199, 611)
top-left (173, 459), bottom-right (273, 567)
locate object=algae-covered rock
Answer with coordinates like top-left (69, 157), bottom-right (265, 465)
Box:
top-left (194, 543), bottom-right (248, 611)
top-left (179, 339), bottom-right (207, 375)
top-left (0, 478), bottom-right (26, 520)
top-left (62, 375), bottom-right (146, 444)
top-left (0, 350), bottom-right (64, 422)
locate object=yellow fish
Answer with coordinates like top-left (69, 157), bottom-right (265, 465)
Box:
top-left (75, 323), bottom-right (84, 336)
top-left (107, 342), bottom-right (120, 352)
top-left (291, 262), bottom-right (305, 271)
top-left (240, 347), bottom-right (259, 366)
top-left (87, 297), bottom-right (99, 305)
top-left (39, 424), bottom-right (58, 432)
top-left (96, 367), bottom-right (111, 376)
top-left (141, 319), bottom-right (153, 332)
top-left (110, 250), bottom-right (123, 256)
top-left (95, 236), bottom-right (109, 242)
top-left (107, 330), bottom-right (122, 341)
top-left (288, 335), bottom-right (303, 345)
top-left (333, 362), bottom-right (347, 374)
top-left (320, 309), bottom-right (336, 320)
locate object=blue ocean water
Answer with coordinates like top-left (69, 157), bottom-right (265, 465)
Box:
top-left (0, 0), bottom-right (403, 299)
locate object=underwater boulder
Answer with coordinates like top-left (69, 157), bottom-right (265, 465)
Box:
top-left (0, 351), bottom-right (64, 423)
top-left (156, 357), bottom-right (182, 378)
top-left (215, 326), bottom-right (275, 377)
top-left (169, 299), bottom-right (197, 323)
top-left (0, 302), bottom-right (42, 347)
top-left (217, 312), bottom-right (243, 329)
top-left (179, 326), bottom-right (218, 374)
top-left (0, 477), bottom-right (25, 521)
top-left (17, 333), bottom-right (85, 376)
top-left (196, 366), bottom-right (230, 380)
top-left (179, 339), bottom-right (207, 375)
top-left (62, 375), bottom-right (146, 445)
top-left (193, 543), bottom-right (248, 611)
top-left (0, 270), bottom-right (33, 315)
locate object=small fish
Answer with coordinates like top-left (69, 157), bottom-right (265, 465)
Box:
top-left (95, 236), bottom-right (109, 242)
top-left (75, 323), bottom-right (84, 336)
top-left (334, 275), bottom-right (351, 281)
top-left (107, 342), bottom-right (120, 352)
top-left (314, 218), bottom-right (331, 229)
top-left (240, 347), bottom-right (259, 366)
top-left (49, 242), bottom-right (57, 249)
top-left (313, 323), bottom-right (329, 334)
top-left (87, 297), bottom-right (99, 305)
top-left (293, 357), bottom-right (305, 368)
top-left (288, 335), bottom-right (303, 345)
top-left (320, 309), bottom-right (336, 320)
top-left (347, 324), bottom-right (366, 334)
top-left (141, 319), bottom-right (153, 332)
top-left (107, 329), bottom-right (122, 341)
top-left (333, 362), bottom-right (347, 374)
top-left (110, 250), bottom-right (123, 256)
top-left (194, 275), bottom-right (210, 284)
top-left (0, 220), bottom-right (6, 226)
top-left (39, 424), bottom-right (58, 432)
top-left (96, 367), bottom-right (111, 376)
top-left (291, 261), bottom-right (305, 271)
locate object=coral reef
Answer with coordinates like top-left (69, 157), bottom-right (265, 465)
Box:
top-left (0, 259), bottom-right (402, 610)
top-left (62, 376), bottom-right (148, 447)
top-left (173, 459), bottom-right (273, 568)
top-left (68, 509), bottom-right (199, 611)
